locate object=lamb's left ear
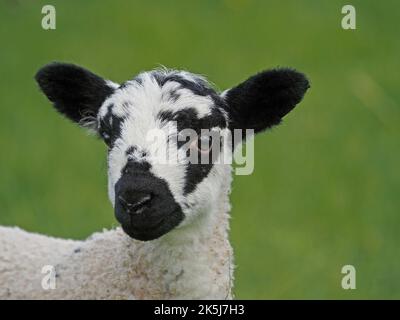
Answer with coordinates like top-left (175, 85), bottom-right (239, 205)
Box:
top-left (222, 68), bottom-right (310, 134)
top-left (35, 62), bottom-right (117, 127)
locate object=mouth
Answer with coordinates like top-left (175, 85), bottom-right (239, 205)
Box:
top-left (113, 172), bottom-right (185, 241)
top-left (118, 208), bottom-right (184, 241)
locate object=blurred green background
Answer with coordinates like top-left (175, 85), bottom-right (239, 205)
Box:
top-left (0, 0), bottom-right (399, 299)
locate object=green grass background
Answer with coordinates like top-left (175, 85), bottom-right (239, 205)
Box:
top-left (0, 0), bottom-right (399, 299)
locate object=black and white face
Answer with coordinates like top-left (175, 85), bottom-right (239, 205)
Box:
top-left (35, 63), bottom-right (309, 241)
top-left (98, 70), bottom-right (229, 241)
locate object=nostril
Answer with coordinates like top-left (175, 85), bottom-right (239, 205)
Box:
top-left (118, 193), bottom-right (153, 215)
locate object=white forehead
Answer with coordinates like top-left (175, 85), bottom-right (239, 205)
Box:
top-left (98, 69), bottom-right (215, 121)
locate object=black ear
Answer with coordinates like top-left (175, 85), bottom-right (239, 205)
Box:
top-left (35, 62), bottom-right (115, 125)
top-left (223, 68), bottom-right (310, 133)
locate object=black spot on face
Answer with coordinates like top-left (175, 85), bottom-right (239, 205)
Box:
top-left (158, 107), bottom-right (227, 133)
top-left (125, 145), bottom-right (136, 156)
top-left (157, 106), bottom-right (227, 195)
top-left (158, 110), bottom-right (175, 124)
top-left (152, 71), bottom-right (219, 100)
top-left (98, 104), bottom-right (125, 147)
top-left (125, 146), bottom-right (149, 171)
top-left (163, 75), bottom-right (213, 97)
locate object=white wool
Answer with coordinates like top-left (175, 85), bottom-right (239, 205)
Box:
top-left (0, 165), bottom-right (233, 300)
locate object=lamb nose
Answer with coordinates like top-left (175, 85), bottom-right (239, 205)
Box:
top-left (118, 193), bottom-right (153, 215)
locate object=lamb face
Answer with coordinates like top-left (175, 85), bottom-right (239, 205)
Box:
top-left (35, 62), bottom-right (309, 242)
top-left (97, 70), bottom-right (230, 240)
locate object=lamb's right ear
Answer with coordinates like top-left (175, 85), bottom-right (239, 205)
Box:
top-left (35, 62), bottom-right (116, 127)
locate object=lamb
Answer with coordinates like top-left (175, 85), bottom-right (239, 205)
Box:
top-left (0, 63), bottom-right (309, 299)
